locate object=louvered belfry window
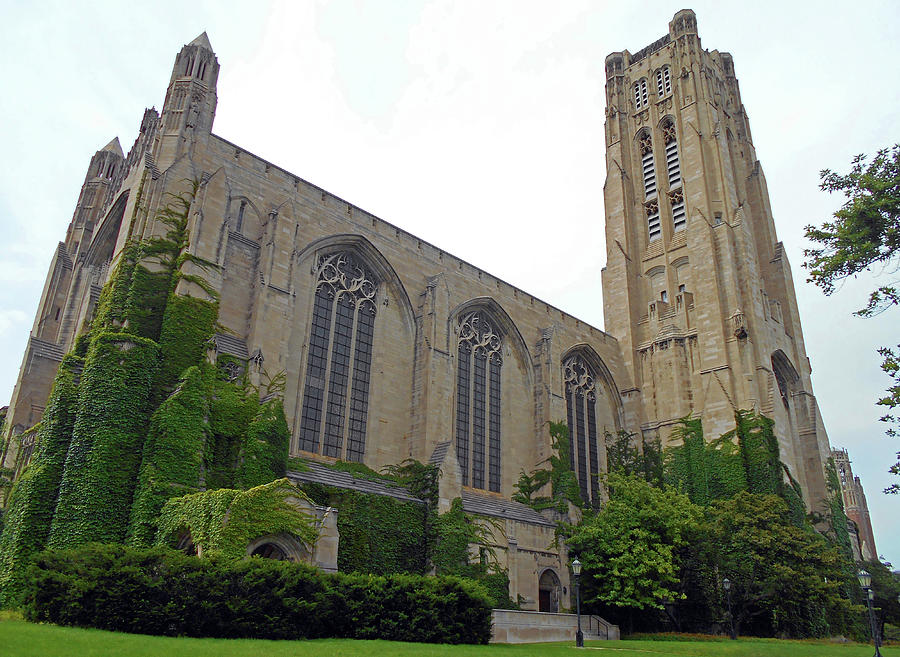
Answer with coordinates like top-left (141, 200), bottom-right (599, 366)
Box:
top-left (299, 252), bottom-right (377, 462)
top-left (633, 78), bottom-right (649, 109)
top-left (656, 66), bottom-right (671, 97)
top-left (640, 132), bottom-right (657, 198)
top-left (564, 354), bottom-right (600, 505)
top-left (455, 311), bottom-right (502, 492)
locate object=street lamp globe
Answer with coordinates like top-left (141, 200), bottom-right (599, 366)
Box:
top-left (722, 578), bottom-right (731, 592)
top-left (572, 559), bottom-right (582, 576)
top-left (857, 569), bottom-right (872, 589)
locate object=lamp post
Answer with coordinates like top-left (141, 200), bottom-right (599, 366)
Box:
top-left (572, 558), bottom-right (583, 648)
top-left (857, 569), bottom-right (883, 657)
top-left (722, 577), bottom-right (736, 640)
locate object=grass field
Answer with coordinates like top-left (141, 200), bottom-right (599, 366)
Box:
top-left (0, 619), bottom-right (897, 657)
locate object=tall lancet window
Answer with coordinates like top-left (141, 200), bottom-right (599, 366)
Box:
top-left (662, 118), bottom-right (685, 232)
top-left (564, 355), bottom-right (600, 505)
top-left (639, 131), bottom-right (657, 198)
top-left (455, 311), bottom-right (502, 492)
top-left (298, 252), bottom-right (377, 462)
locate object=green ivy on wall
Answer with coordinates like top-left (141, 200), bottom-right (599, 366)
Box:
top-left (127, 365), bottom-right (211, 548)
top-left (0, 355), bottom-right (81, 607)
top-left (156, 478), bottom-right (318, 559)
top-left (48, 332), bottom-right (159, 548)
top-left (513, 421), bottom-right (582, 512)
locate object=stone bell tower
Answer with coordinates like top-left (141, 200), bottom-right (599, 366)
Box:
top-left (601, 10), bottom-right (832, 509)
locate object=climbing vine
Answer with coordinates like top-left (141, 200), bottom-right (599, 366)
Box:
top-left (127, 365), bottom-right (211, 548)
top-left (661, 411), bottom-right (806, 524)
top-left (156, 478), bottom-right (317, 559)
top-left (513, 421), bottom-right (582, 512)
top-left (0, 355), bottom-right (81, 606)
top-left (48, 332), bottom-right (159, 548)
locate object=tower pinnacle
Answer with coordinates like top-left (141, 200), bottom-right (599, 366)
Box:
top-left (188, 31), bottom-right (213, 51)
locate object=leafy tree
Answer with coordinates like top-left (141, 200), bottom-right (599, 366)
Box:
top-left (803, 144), bottom-right (900, 491)
top-left (705, 492), bottom-right (862, 638)
top-left (605, 428), bottom-right (663, 485)
top-left (566, 473), bottom-right (702, 631)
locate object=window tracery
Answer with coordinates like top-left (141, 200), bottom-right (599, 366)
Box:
top-left (298, 252), bottom-right (377, 462)
top-left (455, 310), bottom-right (502, 492)
top-left (564, 354), bottom-right (600, 505)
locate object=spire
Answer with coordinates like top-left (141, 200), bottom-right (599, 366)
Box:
top-left (188, 31), bottom-right (213, 52)
top-left (101, 137), bottom-right (124, 158)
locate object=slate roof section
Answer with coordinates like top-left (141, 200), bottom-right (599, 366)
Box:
top-left (429, 441), bottom-right (451, 466)
top-left (29, 337), bottom-right (66, 363)
top-left (212, 333), bottom-right (249, 359)
top-left (287, 460), bottom-right (423, 504)
top-left (461, 490), bottom-right (556, 527)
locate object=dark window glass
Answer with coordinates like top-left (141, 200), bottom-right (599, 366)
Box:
top-left (488, 357), bottom-right (502, 492)
top-left (564, 354), bottom-right (605, 506)
top-left (299, 252), bottom-right (377, 460)
top-left (455, 311), bottom-right (502, 491)
top-left (472, 349), bottom-right (487, 490)
top-left (575, 390), bottom-right (588, 501)
top-left (455, 342), bottom-right (471, 485)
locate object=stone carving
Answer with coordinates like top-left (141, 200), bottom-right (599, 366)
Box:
top-left (563, 355), bottom-right (597, 402)
top-left (315, 252), bottom-right (377, 313)
top-left (456, 311), bottom-right (502, 363)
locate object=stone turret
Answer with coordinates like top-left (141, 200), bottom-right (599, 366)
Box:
top-left (157, 32), bottom-right (219, 167)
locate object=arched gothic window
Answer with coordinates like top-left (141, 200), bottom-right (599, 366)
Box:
top-left (298, 252), bottom-right (377, 462)
top-left (564, 355), bottom-right (601, 505)
top-left (455, 311), bottom-right (502, 492)
top-left (633, 78), bottom-right (648, 110)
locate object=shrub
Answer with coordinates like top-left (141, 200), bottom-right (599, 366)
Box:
top-left (22, 543), bottom-right (493, 644)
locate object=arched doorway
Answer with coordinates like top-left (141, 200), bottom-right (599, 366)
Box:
top-left (538, 569), bottom-right (561, 613)
top-left (250, 542), bottom-right (288, 560)
top-left (246, 533), bottom-right (309, 563)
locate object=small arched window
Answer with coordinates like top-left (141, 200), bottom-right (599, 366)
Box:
top-left (298, 252), bottom-right (378, 462)
top-left (455, 310), bottom-right (502, 492)
top-left (656, 66), bottom-right (672, 97)
top-left (633, 78), bottom-right (649, 110)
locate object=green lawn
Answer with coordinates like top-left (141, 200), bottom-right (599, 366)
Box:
top-left (0, 619), bottom-right (897, 657)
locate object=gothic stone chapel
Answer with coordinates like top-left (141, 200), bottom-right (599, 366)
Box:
top-left (0, 10), bottom-right (836, 610)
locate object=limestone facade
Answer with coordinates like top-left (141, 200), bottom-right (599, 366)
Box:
top-left (1, 11), bottom-right (842, 603)
top-left (601, 10), bottom-right (833, 508)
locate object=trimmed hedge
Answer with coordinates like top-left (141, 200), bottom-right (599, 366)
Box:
top-left (23, 543), bottom-right (493, 644)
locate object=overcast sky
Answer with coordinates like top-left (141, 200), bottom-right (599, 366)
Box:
top-left (1, 0), bottom-right (898, 564)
